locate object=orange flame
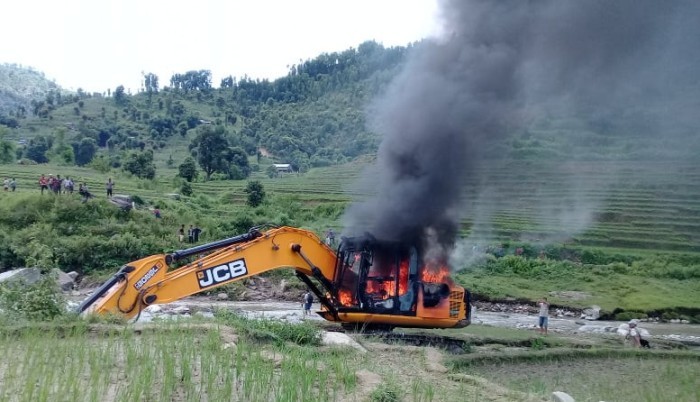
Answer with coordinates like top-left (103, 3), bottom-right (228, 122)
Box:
top-left (363, 258), bottom-right (411, 300)
top-left (398, 259), bottom-right (408, 295)
top-left (338, 289), bottom-right (354, 306)
top-left (421, 261), bottom-right (452, 284)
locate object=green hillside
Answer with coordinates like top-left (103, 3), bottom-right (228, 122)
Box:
top-left (0, 42), bottom-right (698, 318)
top-left (0, 63), bottom-right (66, 123)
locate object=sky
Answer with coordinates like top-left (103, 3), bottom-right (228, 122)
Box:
top-left (1, 0), bottom-right (440, 93)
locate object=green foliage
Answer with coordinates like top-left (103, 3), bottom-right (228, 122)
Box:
top-left (113, 85), bottom-right (127, 106)
top-left (226, 146), bottom-right (251, 179)
top-left (266, 164), bottom-right (278, 178)
top-left (0, 274), bottom-right (65, 321)
top-left (189, 125), bottom-right (232, 179)
top-left (244, 180), bottom-right (265, 207)
top-left (26, 135), bottom-right (51, 163)
top-left (180, 181), bottom-right (193, 196)
top-left (0, 130), bottom-right (15, 164)
top-left (72, 137), bottom-right (97, 166)
top-left (178, 156), bottom-right (198, 182)
top-left (214, 309), bottom-right (321, 346)
top-left (88, 155), bottom-right (111, 173)
top-left (615, 311), bottom-right (648, 321)
top-left (0, 194), bottom-right (175, 274)
top-left (369, 382), bottom-right (402, 402)
top-left (530, 337), bottom-right (546, 350)
top-left (123, 150), bottom-right (156, 179)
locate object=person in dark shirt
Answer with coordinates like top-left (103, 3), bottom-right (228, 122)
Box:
top-left (106, 178), bottom-right (115, 197)
top-left (192, 225), bottom-right (202, 243)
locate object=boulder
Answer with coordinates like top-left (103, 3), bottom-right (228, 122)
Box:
top-left (66, 271), bottom-right (79, 280)
top-left (552, 391), bottom-right (576, 402)
top-left (0, 268), bottom-right (74, 291)
top-left (53, 269), bottom-right (75, 291)
top-left (109, 194), bottom-right (135, 210)
top-left (217, 292), bottom-right (229, 300)
top-left (581, 305), bottom-right (601, 320)
top-left (321, 331), bottom-right (367, 353)
top-left (0, 268), bottom-right (42, 284)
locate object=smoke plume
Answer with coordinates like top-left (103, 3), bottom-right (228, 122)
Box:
top-left (343, 0), bottom-right (700, 262)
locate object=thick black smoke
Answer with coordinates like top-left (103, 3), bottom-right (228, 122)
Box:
top-left (343, 0), bottom-right (700, 259)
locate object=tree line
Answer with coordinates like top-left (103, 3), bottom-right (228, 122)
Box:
top-left (0, 41), bottom-right (410, 178)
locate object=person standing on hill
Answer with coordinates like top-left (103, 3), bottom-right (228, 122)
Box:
top-left (188, 225), bottom-right (194, 243)
top-left (106, 178), bottom-right (114, 197)
top-left (9, 178), bottom-right (16, 192)
top-left (178, 225), bottom-right (185, 242)
top-left (325, 228), bottom-right (336, 247)
top-left (39, 174), bottom-right (49, 194)
top-left (79, 183), bottom-right (93, 202)
top-left (192, 224), bottom-right (202, 242)
top-left (2, 177), bottom-right (8, 191)
top-left (54, 175), bottom-right (62, 194)
top-left (537, 297), bottom-right (550, 335)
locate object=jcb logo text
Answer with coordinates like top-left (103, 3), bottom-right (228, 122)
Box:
top-left (197, 259), bottom-right (247, 288)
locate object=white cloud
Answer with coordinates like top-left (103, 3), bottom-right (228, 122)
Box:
top-left (1, 0), bottom-right (439, 92)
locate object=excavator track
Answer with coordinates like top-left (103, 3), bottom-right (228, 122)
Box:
top-left (331, 325), bottom-right (470, 354)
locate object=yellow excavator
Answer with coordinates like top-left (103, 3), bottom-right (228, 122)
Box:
top-left (78, 226), bottom-right (471, 330)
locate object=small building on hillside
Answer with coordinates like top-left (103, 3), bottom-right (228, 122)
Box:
top-left (273, 163), bottom-right (293, 174)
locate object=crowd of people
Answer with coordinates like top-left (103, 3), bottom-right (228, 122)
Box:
top-left (35, 174), bottom-right (117, 202)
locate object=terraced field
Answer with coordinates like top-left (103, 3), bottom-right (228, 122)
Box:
top-left (1, 159), bottom-right (698, 255)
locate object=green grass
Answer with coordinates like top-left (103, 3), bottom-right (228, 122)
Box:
top-left (0, 322), bottom-right (356, 402)
top-left (453, 352), bottom-right (700, 402)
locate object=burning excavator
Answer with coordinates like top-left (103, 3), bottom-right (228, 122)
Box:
top-left (78, 226), bottom-right (471, 330)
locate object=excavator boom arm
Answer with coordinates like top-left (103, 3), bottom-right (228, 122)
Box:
top-left (79, 227), bottom-right (337, 319)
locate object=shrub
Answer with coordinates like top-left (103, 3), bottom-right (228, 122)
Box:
top-left (0, 273), bottom-right (65, 321)
top-left (615, 311), bottom-right (648, 321)
top-left (369, 382), bottom-right (402, 402)
top-left (181, 181), bottom-right (193, 196)
top-left (244, 180), bottom-right (265, 207)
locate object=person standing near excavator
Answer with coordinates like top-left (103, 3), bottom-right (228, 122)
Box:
top-left (302, 291), bottom-right (313, 316)
top-left (537, 297), bottom-right (550, 335)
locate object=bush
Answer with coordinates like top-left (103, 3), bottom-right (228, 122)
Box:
top-left (369, 382), bottom-right (402, 402)
top-left (0, 274), bottom-right (65, 321)
top-left (181, 181), bottom-right (193, 196)
top-left (615, 311), bottom-right (648, 321)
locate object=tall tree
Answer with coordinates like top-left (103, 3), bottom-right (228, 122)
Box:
top-left (244, 180), bottom-right (265, 207)
top-left (72, 137), bottom-right (98, 166)
top-left (189, 125), bottom-right (231, 180)
top-left (25, 136), bottom-right (51, 163)
top-left (123, 150), bottom-right (156, 179)
top-left (178, 156), bottom-right (198, 182)
top-left (225, 146), bottom-right (251, 179)
top-left (143, 72), bottom-right (159, 94)
top-left (113, 85), bottom-right (128, 106)
top-left (0, 129), bottom-right (16, 164)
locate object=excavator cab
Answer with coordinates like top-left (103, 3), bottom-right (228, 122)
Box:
top-left (312, 235), bottom-right (471, 329)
